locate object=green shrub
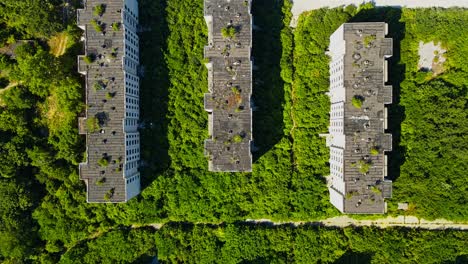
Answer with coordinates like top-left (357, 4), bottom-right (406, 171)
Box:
top-left (86, 117), bottom-right (100, 133)
top-left (93, 81), bottom-right (105, 91)
top-left (93, 4), bottom-right (106, 16)
top-left (370, 147), bottom-right (379, 155)
top-left (363, 34), bottom-right (376, 46)
top-left (232, 135), bottom-right (242, 143)
top-left (221, 26), bottom-right (237, 39)
top-left (105, 92), bottom-right (114, 99)
top-left (98, 158), bottom-right (109, 167)
top-left (370, 185), bottom-right (381, 194)
top-left (90, 19), bottom-right (104, 33)
top-left (357, 159), bottom-right (371, 174)
top-left (351, 96), bottom-right (364, 108)
top-left (111, 22), bottom-right (120, 31)
top-left (96, 177), bottom-right (106, 185)
top-left (83, 54), bottom-right (95, 64)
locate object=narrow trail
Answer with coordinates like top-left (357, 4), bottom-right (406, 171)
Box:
top-left (289, 84), bottom-right (298, 168)
top-left (131, 216), bottom-right (468, 231)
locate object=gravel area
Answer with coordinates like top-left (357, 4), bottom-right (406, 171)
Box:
top-left (291, 0), bottom-right (468, 26)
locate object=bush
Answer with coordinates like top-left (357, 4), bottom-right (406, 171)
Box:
top-left (93, 81), bottom-right (105, 91)
top-left (357, 159), bottom-right (371, 174)
top-left (221, 26), bottom-right (237, 39)
top-left (351, 96), bottom-right (364, 108)
top-left (90, 19), bottom-right (104, 33)
top-left (83, 54), bottom-right (95, 64)
top-left (93, 4), bottom-right (105, 16)
top-left (86, 117), bottom-right (100, 133)
top-left (111, 22), bottom-right (120, 31)
top-left (232, 135), bottom-right (242, 143)
top-left (105, 92), bottom-right (114, 99)
top-left (98, 157), bottom-right (109, 167)
top-left (96, 177), bottom-right (106, 185)
top-left (370, 147), bottom-right (379, 155)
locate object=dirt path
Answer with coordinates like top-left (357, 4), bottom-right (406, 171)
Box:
top-left (247, 216), bottom-right (468, 230)
top-left (129, 215), bottom-right (468, 231)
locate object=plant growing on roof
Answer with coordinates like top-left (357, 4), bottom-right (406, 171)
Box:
top-left (93, 4), bottom-right (106, 16)
top-left (96, 177), bottom-right (106, 185)
top-left (98, 157), bottom-right (109, 167)
top-left (93, 80), bottom-right (106, 91)
top-left (84, 54), bottom-right (96, 64)
top-left (86, 117), bottom-right (100, 133)
top-left (233, 135), bottom-right (243, 143)
top-left (357, 159), bottom-right (371, 174)
top-left (345, 191), bottom-right (358, 199)
top-left (111, 22), bottom-right (120, 31)
top-left (352, 95), bottom-right (364, 109)
top-left (370, 185), bottom-right (381, 194)
top-left (363, 34), bottom-right (376, 46)
top-left (105, 92), bottom-right (115, 99)
top-left (90, 19), bottom-right (104, 33)
top-left (104, 188), bottom-right (115, 200)
top-left (221, 25), bottom-right (237, 39)
top-left (370, 147), bottom-right (379, 155)
top-left (110, 48), bottom-right (118, 58)
top-left (231, 86), bottom-right (240, 95)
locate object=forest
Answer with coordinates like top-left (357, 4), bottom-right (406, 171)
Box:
top-left (61, 224), bottom-right (468, 263)
top-left (0, 0), bottom-right (467, 262)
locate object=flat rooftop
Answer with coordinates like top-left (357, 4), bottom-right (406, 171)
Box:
top-left (333, 23), bottom-right (393, 213)
top-left (77, 0), bottom-right (130, 202)
top-left (204, 0), bottom-right (253, 172)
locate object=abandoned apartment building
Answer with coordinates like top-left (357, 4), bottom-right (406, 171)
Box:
top-left (203, 0), bottom-right (253, 172)
top-left (325, 22), bottom-right (393, 214)
top-left (78, 0), bottom-right (141, 202)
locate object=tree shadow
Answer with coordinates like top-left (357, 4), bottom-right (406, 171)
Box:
top-left (251, 0), bottom-right (287, 162)
top-left (350, 7), bottom-right (407, 182)
top-left (138, 0), bottom-right (170, 188)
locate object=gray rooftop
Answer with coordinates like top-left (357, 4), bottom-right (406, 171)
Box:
top-left (77, 0), bottom-right (133, 202)
top-left (203, 0), bottom-right (253, 172)
top-left (332, 23), bottom-right (393, 214)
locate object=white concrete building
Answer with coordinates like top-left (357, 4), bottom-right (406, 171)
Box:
top-left (78, 0), bottom-right (141, 202)
top-left (326, 23), bottom-right (393, 214)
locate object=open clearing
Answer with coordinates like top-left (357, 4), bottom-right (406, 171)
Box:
top-left (48, 32), bottom-right (69, 57)
top-left (418, 41), bottom-right (446, 75)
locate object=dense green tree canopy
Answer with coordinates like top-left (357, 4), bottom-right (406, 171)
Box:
top-left (0, 0), bottom-right (467, 262)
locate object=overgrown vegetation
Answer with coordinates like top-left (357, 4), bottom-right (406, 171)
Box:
top-left (0, 0), bottom-right (467, 262)
top-left (60, 224), bottom-right (468, 263)
top-left (294, 5), bottom-right (468, 220)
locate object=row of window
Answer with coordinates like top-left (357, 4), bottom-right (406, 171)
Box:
top-left (125, 30), bottom-right (139, 47)
top-left (124, 58), bottom-right (138, 72)
top-left (331, 163), bottom-right (343, 178)
top-left (125, 161), bottom-right (138, 171)
top-left (126, 153), bottom-right (140, 162)
top-left (125, 119), bottom-right (138, 126)
top-left (126, 139), bottom-right (139, 147)
top-left (330, 120), bottom-right (344, 133)
top-left (123, 12), bottom-right (137, 28)
top-left (126, 73), bottom-right (139, 82)
top-left (126, 111), bottom-right (138, 118)
top-left (331, 103), bottom-right (344, 118)
top-left (124, 5), bottom-right (138, 21)
top-left (125, 43), bottom-right (139, 62)
top-left (126, 174), bottom-right (140, 185)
